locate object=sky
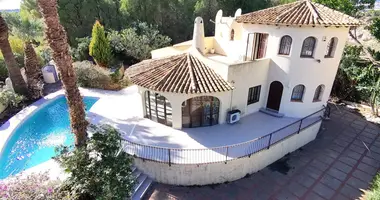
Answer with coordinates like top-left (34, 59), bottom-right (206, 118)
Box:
top-left (0, 0), bottom-right (21, 10)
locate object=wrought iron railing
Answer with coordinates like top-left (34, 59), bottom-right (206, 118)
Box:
top-left (122, 106), bottom-right (329, 165)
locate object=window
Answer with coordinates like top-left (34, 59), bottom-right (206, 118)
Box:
top-left (291, 85), bottom-right (305, 102)
top-left (325, 37), bottom-right (338, 58)
top-left (245, 33), bottom-right (269, 61)
top-left (247, 85), bottom-right (261, 105)
top-left (313, 85), bottom-right (325, 102)
top-left (278, 35), bottom-right (292, 55)
top-left (301, 37), bottom-right (316, 58)
top-left (230, 29), bottom-right (235, 41)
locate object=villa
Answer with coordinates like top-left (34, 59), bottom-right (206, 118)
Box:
top-left (124, 0), bottom-right (361, 186)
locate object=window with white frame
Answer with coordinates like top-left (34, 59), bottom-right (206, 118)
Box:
top-left (313, 85), bottom-right (325, 102)
top-left (278, 35), bottom-right (292, 55)
top-left (301, 37), bottom-right (316, 58)
top-left (325, 37), bottom-right (338, 58)
top-left (291, 85), bottom-right (305, 102)
top-left (247, 85), bottom-right (261, 105)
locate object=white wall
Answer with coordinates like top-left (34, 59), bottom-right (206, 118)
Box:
top-left (134, 121), bottom-right (322, 185)
top-left (138, 86), bottom-right (232, 129)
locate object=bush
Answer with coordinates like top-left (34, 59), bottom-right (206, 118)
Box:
top-left (73, 61), bottom-right (122, 90)
top-left (55, 125), bottom-right (135, 200)
top-left (0, 89), bottom-right (24, 108)
top-left (72, 37), bottom-right (91, 62)
top-left (0, 58), bottom-right (8, 82)
top-left (0, 172), bottom-right (68, 199)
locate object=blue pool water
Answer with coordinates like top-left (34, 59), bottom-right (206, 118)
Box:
top-left (0, 96), bottom-right (99, 179)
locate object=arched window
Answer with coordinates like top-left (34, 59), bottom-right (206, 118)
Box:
top-left (313, 85), bottom-right (325, 102)
top-left (291, 85), bottom-right (305, 102)
top-left (301, 37), bottom-right (316, 58)
top-left (278, 35), bottom-right (292, 55)
top-left (230, 29), bottom-right (235, 41)
top-left (325, 37), bottom-right (338, 58)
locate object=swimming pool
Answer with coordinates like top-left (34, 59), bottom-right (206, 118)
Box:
top-left (0, 96), bottom-right (99, 179)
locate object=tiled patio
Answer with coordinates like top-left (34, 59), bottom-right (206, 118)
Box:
top-left (143, 105), bottom-right (380, 200)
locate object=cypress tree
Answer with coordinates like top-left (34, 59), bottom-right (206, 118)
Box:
top-left (89, 21), bottom-right (111, 68)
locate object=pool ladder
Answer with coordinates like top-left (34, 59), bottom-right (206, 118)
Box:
top-left (131, 166), bottom-right (153, 200)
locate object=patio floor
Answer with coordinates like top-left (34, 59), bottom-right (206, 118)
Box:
top-left (87, 86), bottom-right (319, 150)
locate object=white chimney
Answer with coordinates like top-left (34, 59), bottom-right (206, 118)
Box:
top-left (192, 17), bottom-right (206, 55)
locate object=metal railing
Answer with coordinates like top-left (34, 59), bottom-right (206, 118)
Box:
top-left (122, 106), bottom-right (329, 165)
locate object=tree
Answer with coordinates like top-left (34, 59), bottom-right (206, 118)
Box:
top-left (314, 0), bottom-right (375, 16)
top-left (24, 42), bottom-right (43, 100)
top-left (108, 22), bottom-right (172, 61)
top-left (37, 0), bottom-right (88, 147)
top-left (7, 14), bottom-right (44, 99)
top-left (0, 14), bottom-right (28, 96)
top-left (89, 21), bottom-right (112, 68)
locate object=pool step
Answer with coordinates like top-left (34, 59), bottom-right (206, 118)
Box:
top-left (131, 168), bottom-right (153, 200)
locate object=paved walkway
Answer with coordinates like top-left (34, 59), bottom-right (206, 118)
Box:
top-left (144, 105), bottom-right (380, 200)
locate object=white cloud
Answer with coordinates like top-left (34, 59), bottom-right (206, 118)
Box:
top-left (0, 0), bottom-right (21, 10)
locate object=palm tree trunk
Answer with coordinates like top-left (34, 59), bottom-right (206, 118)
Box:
top-left (0, 15), bottom-right (28, 96)
top-left (38, 0), bottom-right (88, 147)
top-left (24, 41), bottom-right (43, 100)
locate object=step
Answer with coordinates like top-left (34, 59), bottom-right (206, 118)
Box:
top-left (131, 178), bottom-right (153, 200)
top-left (259, 108), bottom-right (285, 118)
top-left (132, 169), bottom-right (142, 178)
top-left (133, 174), bottom-right (148, 194)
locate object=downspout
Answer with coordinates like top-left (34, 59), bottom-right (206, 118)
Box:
top-left (229, 80), bottom-right (235, 111)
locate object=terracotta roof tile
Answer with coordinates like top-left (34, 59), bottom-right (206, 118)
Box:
top-left (236, 0), bottom-right (361, 27)
top-left (126, 53), bottom-right (233, 94)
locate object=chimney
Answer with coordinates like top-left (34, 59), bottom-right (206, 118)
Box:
top-left (192, 17), bottom-right (206, 55)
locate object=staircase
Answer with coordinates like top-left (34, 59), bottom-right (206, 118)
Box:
top-left (131, 167), bottom-right (153, 200)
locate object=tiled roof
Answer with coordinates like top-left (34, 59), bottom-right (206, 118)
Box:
top-left (126, 53), bottom-right (233, 94)
top-left (236, 0), bottom-right (361, 27)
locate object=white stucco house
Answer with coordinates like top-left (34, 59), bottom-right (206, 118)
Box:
top-left (126, 0), bottom-right (361, 130)
top-left (123, 0), bottom-right (362, 186)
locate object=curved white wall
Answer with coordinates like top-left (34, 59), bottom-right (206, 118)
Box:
top-left (134, 121), bottom-right (321, 185)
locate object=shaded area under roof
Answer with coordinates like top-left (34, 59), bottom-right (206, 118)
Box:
top-left (126, 53), bottom-right (233, 94)
top-left (236, 0), bottom-right (361, 27)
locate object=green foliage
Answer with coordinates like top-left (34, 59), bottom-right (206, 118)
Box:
top-left (313, 0), bottom-right (375, 16)
top-left (0, 89), bottom-right (25, 108)
top-left (370, 18), bottom-right (380, 42)
top-left (367, 173), bottom-right (380, 200)
top-left (55, 125), bottom-right (135, 200)
top-left (71, 37), bottom-right (91, 61)
top-left (0, 58), bottom-right (8, 82)
top-left (57, 0), bottom-right (128, 45)
top-left (89, 21), bottom-right (112, 68)
top-left (108, 22), bottom-right (171, 61)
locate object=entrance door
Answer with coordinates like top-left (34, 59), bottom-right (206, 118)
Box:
top-left (266, 81), bottom-right (283, 112)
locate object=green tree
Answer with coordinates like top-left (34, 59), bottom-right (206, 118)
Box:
top-left (194, 0), bottom-right (219, 36)
top-left (89, 21), bottom-right (112, 68)
top-left (108, 22), bottom-right (171, 61)
top-left (314, 0), bottom-right (375, 16)
top-left (370, 18), bottom-right (380, 41)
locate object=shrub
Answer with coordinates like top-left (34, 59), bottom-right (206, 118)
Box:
top-left (55, 125), bottom-right (135, 200)
top-left (89, 21), bottom-right (112, 68)
top-left (0, 58), bottom-right (8, 82)
top-left (0, 172), bottom-right (68, 200)
top-left (72, 37), bottom-right (91, 62)
top-left (73, 61), bottom-right (122, 90)
top-left (0, 89), bottom-right (24, 108)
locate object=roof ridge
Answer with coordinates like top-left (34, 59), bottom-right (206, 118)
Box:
top-left (306, 0), bottom-right (320, 21)
top-left (275, 1), bottom-right (302, 22)
top-left (187, 54), bottom-right (197, 93)
top-left (239, 1), bottom-right (300, 17)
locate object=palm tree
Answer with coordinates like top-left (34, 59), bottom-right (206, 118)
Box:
top-left (38, 0), bottom-right (88, 147)
top-left (24, 41), bottom-right (43, 100)
top-left (0, 15), bottom-right (28, 96)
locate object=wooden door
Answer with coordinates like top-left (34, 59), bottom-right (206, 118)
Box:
top-left (266, 81), bottom-right (283, 112)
